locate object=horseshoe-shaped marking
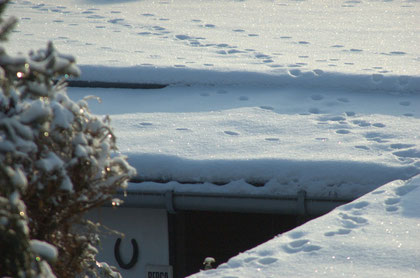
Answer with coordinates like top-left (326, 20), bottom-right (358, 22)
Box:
top-left (114, 238), bottom-right (139, 269)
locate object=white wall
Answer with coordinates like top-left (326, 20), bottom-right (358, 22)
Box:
top-left (87, 208), bottom-right (170, 278)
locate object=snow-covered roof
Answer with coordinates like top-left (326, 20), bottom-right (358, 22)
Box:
top-left (7, 0), bottom-right (419, 77)
top-left (7, 0), bottom-right (419, 201)
top-left (189, 174), bottom-right (420, 278)
top-left (71, 84), bottom-right (419, 201)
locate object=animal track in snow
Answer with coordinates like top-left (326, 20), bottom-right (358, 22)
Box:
top-left (288, 69), bottom-right (301, 77)
top-left (139, 122), bottom-right (153, 126)
top-left (324, 228), bottom-right (351, 237)
top-left (224, 131), bottom-right (240, 136)
top-left (318, 115), bottom-right (346, 122)
top-left (372, 123), bottom-right (386, 128)
top-left (352, 120), bottom-right (370, 127)
top-left (325, 201), bottom-right (370, 235)
top-left (175, 34), bottom-right (191, 40)
top-left (243, 257), bottom-right (258, 263)
top-left (313, 69), bottom-right (324, 76)
top-left (265, 138), bottom-right (279, 142)
top-left (393, 149), bottom-right (420, 158)
top-left (288, 231), bottom-right (306, 239)
top-left (336, 129), bottom-right (351, 134)
top-left (258, 257), bottom-right (278, 265)
top-left (257, 249), bottom-right (274, 257)
top-left (384, 197), bottom-right (400, 205)
top-left (390, 144), bottom-right (415, 150)
top-left (282, 239), bottom-right (321, 254)
top-left (269, 64), bottom-right (284, 68)
top-left (384, 196), bottom-right (401, 212)
top-left (364, 132), bottom-right (392, 143)
top-left (395, 184), bottom-right (419, 197)
top-left (342, 201), bottom-right (370, 211)
top-left (337, 213), bottom-right (368, 230)
top-left (385, 51), bottom-right (407, 56)
top-left (203, 24), bottom-right (216, 28)
top-left (259, 106), bottom-right (274, 111)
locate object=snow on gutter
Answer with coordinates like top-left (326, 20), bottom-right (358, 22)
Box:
top-left (67, 80), bottom-right (167, 89)
top-left (76, 65), bottom-right (420, 94)
top-left (112, 189), bottom-right (351, 216)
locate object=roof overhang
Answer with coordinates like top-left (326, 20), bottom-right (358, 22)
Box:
top-left (113, 189), bottom-right (352, 216)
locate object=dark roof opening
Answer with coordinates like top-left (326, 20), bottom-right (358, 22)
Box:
top-left (169, 210), bottom-right (316, 278)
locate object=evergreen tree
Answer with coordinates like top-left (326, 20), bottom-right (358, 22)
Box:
top-left (0, 1), bottom-right (136, 276)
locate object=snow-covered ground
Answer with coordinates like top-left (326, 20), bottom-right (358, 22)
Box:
top-left (6, 0), bottom-right (420, 277)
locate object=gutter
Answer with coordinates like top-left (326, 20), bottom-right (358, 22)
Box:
top-left (67, 80), bottom-right (167, 89)
top-left (113, 190), bottom-right (352, 216)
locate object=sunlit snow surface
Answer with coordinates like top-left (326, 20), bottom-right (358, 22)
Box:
top-left (6, 0), bottom-right (420, 77)
top-left (6, 0), bottom-right (420, 277)
top-left (68, 85), bottom-right (420, 199)
top-left (190, 175), bottom-right (420, 278)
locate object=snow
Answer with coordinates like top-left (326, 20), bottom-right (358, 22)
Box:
top-left (20, 99), bottom-right (51, 124)
top-left (189, 175), bottom-right (420, 278)
top-left (5, 0), bottom-right (420, 277)
top-left (6, 0), bottom-right (419, 78)
top-left (36, 152), bottom-right (64, 173)
top-left (70, 86), bottom-right (420, 199)
top-left (30, 239), bottom-right (58, 262)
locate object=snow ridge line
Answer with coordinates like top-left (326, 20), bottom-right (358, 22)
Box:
top-left (76, 65), bottom-right (420, 93)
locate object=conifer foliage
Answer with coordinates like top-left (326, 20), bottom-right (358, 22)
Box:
top-left (0, 1), bottom-right (136, 277)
